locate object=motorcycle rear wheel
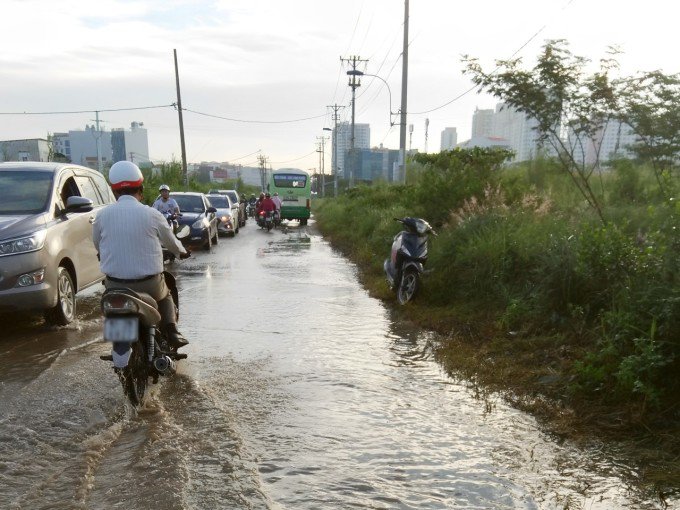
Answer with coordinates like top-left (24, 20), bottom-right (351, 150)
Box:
top-left (397, 268), bottom-right (420, 305)
top-left (117, 341), bottom-right (148, 406)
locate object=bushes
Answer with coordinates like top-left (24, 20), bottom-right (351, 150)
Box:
top-left (315, 150), bottom-right (679, 413)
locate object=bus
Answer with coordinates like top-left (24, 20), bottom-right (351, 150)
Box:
top-left (268, 168), bottom-right (311, 225)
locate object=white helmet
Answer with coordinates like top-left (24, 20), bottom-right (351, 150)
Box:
top-left (109, 161), bottom-right (143, 191)
top-left (159, 184), bottom-right (170, 192)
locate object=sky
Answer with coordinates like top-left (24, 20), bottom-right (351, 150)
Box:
top-left (1, 0), bottom-right (678, 172)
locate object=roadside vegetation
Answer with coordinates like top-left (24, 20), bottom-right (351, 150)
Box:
top-left (315, 40), bottom-right (679, 487)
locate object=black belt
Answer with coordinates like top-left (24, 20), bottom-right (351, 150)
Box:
top-left (106, 274), bottom-right (158, 283)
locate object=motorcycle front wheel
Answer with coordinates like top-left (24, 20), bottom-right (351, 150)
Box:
top-left (116, 341), bottom-right (148, 406)
top-left (397, 268), bottom-right (420, 305)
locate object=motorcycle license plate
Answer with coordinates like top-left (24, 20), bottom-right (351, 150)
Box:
top-left (104, 317), bottom-right (139, 343)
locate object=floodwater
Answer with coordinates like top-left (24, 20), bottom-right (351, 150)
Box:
top-left (0, 219), bottom-right (676, 509)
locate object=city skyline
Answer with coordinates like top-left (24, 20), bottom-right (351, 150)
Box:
top-left (1, 0), bottom-right (677, 172)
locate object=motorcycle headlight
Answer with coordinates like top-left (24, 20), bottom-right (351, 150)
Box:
top-left (192, 218), bottom-right (209, 229)
top-left (0, 230), bottom-right (47, 257)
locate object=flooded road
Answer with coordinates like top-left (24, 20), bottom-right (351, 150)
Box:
top-left (0, 219), bottom-right (675, 509)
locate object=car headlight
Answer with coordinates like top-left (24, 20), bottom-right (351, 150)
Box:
top-left (192, 218), bottom-right (209, 229)
top-left (0, 230), bottom-right (47, 257)
top-left (220, 214), bottom-right (231, 223)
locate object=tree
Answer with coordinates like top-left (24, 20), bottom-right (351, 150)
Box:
top-left (617, 71), bottom-right (680, 200)
top-left (463, 40), bottom-right (620, 223)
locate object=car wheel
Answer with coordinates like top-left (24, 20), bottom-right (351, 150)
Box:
top-left (45, 266), bottom-right (76, 325)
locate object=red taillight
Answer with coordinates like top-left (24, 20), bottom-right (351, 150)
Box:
top-left (259, 211), bottom-right (265, 216)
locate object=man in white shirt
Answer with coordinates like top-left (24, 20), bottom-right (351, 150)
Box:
top-left (93, 162), bottom-right (190, 348)
top-left (152, 184), bottom-right (180, 216)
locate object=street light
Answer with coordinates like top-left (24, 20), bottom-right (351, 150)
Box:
top-left (346, 70), bottom-right (397, 126)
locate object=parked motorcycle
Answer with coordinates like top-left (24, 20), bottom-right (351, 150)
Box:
top-left (383, 217), bottom-right (436, 305)
top-left (100, 269), bottom-right (187, 406)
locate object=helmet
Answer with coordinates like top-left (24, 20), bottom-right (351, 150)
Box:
top-left (159, 184), bottom-right (170, 192)
top-left (259, 192), bottom-right (265, 199)
top-left (109, 161), bottom-right (143, 190)
top-left (265, 192), bottom-right (271, 198)
top-left (274, 192), bottom-right (279, 196)
top-left (250, 193), bottom-right (256, 197)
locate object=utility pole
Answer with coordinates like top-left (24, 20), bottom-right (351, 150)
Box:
top-left (326, 104), bottom-right (344, 198)
top-left (258, 154), bottom-right (269, 191)
top-left (398, 0), bottom-right (409, 184)
top-left (341, 55), bottom-right (368, 188)
top-left (90, 111), bottom-right (104, 173)
top-left (316, 135), bottom-right (328, 197)
top-left (173, 49), bottom-right (188, 186)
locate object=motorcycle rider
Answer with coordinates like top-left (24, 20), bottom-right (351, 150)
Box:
top-left (254, 192), bottom-right (266, 216)
top-left (152, 184), bottom-right (180, 215)
top-left (260, 192), bottom-right (277, 216)
top-left (272, 192), bottom-right (282, 218)
top-left (93, 161), bottom-right (190, 349)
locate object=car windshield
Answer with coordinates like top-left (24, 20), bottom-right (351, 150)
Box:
top-left (207, 196), bottom-right (230, 208)
top-left (0, 171), bottom-right (54, 215)
top-left (225, 191), bottom-right (238, 203)
top-left (171, 195), bottom-right (205, 213)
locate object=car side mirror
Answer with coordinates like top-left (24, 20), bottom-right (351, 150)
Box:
top-left (206, 206), bottom-right (217, 214)
top-left (65, 196), bottom-right (94, 213)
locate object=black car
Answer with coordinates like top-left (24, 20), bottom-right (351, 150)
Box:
top-left (169, 192), bottom-right (218, 250)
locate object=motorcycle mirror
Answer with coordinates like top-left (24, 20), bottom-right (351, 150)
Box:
top-left (176, 225), bottom-right (191, 239)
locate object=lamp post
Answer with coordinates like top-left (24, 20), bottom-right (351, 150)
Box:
top-left (346, 70), bottom-right (399, 182)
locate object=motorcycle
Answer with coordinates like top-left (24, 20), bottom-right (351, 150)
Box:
top-left (257, 210), bottom-right (274, 231)
top-left (161, 212), bottom-right (189, 263)
top-left (383, 217), bottom-right (436, 305)
top-left (247, 201), bottom-right (257, 218)
top-left (100, 269), bottom-right (188, 406)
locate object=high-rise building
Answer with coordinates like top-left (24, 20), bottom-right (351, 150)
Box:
top-left (471, 108), bottom-right (494, 137)
top-left (585, 119), bottom-right (638, 164)
top-left (334, 122), bottom-right (370, 180)
top-left (440, 127), bottom-right (458, 151)
top-left (111, 122), bottom-right (149, 164)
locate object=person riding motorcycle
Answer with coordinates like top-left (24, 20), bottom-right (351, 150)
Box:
top-left (152, 184), bottom-right (180, 216)
top-left (254, 192), bottom-right (266, 216)
top-left (93, 161), bottom-right (190, 349)
top-left (260, 192), bottom-right (277, 215)
top-left (272, 192), bottom-right (282, 212)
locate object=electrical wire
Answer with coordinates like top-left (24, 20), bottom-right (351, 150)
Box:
top-left (182, 107), bottom-right (326, 124)
top-left (0, 104), bottom-right (175, 115)
top-left (409, 0), bottom-right (577, 115)
top-left (270, 150), bottom-right (317, 165)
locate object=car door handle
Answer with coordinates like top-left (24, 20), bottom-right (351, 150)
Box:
top-left (89, 216), bottom-right (95, 224)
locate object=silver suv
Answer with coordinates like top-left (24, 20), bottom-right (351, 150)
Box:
top-left (0, 162), bottom-right (116, 324)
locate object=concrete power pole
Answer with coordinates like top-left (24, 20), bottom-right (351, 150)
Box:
top-left (94, 111), bottom-right (103, 173)
top-left (316, 136), bottom-right (328, 197)
top-left (326, 104), bottom-right (345, 198)
top-left (258, 154), bottom-right (269, 191)
top-left (398, 0), bottom-right (409, 184)
top-left (173, 49), bottom-right (188, 186)
top-left (341, 55), bottom-right (368, 188)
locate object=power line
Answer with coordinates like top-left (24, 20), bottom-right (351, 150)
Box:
top-left (0, 104), bottom-right (175, 115)
top-left (182, 107), bottom-right (326, 124)
top-left (270, 150), bottom-right (317, 165)
top-left (409, 0), bottom-right (577, 115)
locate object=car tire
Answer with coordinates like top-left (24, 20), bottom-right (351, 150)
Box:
top-left (45, 266), bottom-right (76, 325)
